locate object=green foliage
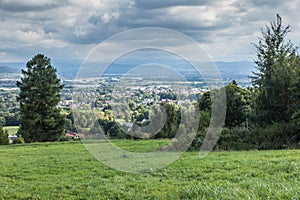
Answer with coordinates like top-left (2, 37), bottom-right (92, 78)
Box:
top-left (0, 112), bottom-right (20, 126)
top-left (216, 127), bottom-right (252, 150)
top-left (72, 110), bottom-right (95, 129)
top-left (198, 91), bottom-right (211, 112)
top-left (212, 121), bottom-right (300, 150)
top-left (0, 90), bottom-right (20, 126)
top-left (248, 124), bottom-right (287, 150)
top-left (65, 112), bottom-right (76, 132)
top-left (225, 81), bottom-right (251, 128)
top-left (16, 54), bottom-right (65, 142)
top-left (132, 104), bottom-right (150, 124)
top-left (0, 127), bottom-right (9, 145)
top-left (159, 92), bottom-right (177, 100)
top-left (197, 82), bottom-right (251, 129)
top-left (58, 135), bottom-right (71, 142)
top-left (155, 103), bottom-right (181, 138)
top-left (0, 117), bottom-right (5, 127)
top-left (198, 111), bottom-right (210, 131)
top-left (107, 123), bottom-right (128, 139)
top-left (289, 57), bottom-right (300, 126)
top-left (190, 130), bottom-right (206, 150)
top-left (252, 14), bottom-right (299, 125)
top-left (195, 84), bottom-right (252, 150)
top-left (98, 118), bottom-right (130, 139)
top-left (12, 137), bottom-right (25, 144)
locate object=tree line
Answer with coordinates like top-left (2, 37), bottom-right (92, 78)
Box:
top-left (195, 15), bottom-right (300, 150)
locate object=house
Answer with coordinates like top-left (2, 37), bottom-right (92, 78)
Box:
top-left (8, 135), bottom-right (18, 144)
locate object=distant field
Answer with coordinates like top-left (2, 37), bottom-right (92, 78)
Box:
top-left (0, 140), bottom-right (299, 199)
top-left (4, 126), bottom-right (19, 135)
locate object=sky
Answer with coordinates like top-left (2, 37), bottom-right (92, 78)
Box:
top-left (1, 0), bottom-right (300, 64)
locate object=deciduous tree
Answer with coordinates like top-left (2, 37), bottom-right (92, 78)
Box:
top-left (0, 127), bottom-right (9, 145)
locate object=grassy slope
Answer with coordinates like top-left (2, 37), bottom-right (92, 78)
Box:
top-left (0, 140), bottom-right (299, 199)
top-left (4, 126), bottom-right (19, 135)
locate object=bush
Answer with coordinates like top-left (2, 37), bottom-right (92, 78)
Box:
top-left (58, 136), bottom-right (71, 142)
top-left (0, 128), bottom-right (9, 145)
top-left (12, 137), bottom-right (25, 144)
top-left (189, 131), bottom-right (206, 150)
top-left (253, 122), bottom-right (298, 150)
top-left (215, 127), bottom-right (253, 150)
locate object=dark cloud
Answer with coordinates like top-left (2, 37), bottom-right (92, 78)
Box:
top-left (115, 7), bottom-right (232, 32)
top-left (0, 0), bottom-right (66, 12)
top-left (77, 9), bottom-right (222, 45)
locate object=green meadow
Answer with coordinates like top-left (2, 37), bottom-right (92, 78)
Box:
top-left (0, 140), bottom-right (299, 199)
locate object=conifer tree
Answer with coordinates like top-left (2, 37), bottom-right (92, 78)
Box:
top-left (16, 54), bottom-right (65, 142)
top-left (252, 14), bottom-right (299, 125)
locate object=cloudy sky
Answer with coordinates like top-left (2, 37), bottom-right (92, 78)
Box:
top-left (1, 0), bottom-right (300, 63)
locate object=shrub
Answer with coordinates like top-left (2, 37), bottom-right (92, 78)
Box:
top-left (58, 136), bottom-right (71, 142)
top-left (0, 128), bottom-right (9, 145)
top-left (189, 131), bottom-right (206, 150)
top-left (215, 127), bottom-right (253, 150)
top-left (12, 137), bottom-right (25, 144)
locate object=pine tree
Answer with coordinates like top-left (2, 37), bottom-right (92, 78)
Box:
top-left (252, 14), bottom-right (299, 125)
top-left (16, 54), bottom-right (65, 142)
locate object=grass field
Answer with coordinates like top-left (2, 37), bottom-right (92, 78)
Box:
top-left (0, 140), bottom-right (299, 199)
top-left (3, 126), bottom-right (19, 135)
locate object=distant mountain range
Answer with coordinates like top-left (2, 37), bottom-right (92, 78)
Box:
top-left (0, 60), bottom-right (256, 86)
top-left (0, 66), bottom-right (20, 74)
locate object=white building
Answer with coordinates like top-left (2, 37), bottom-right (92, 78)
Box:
top-left (8, 135), bottom-right (18, 144)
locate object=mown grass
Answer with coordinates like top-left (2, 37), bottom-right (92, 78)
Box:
top-left (3, 126), bottom-right (19, 135)
top-left (0, 140), bottom-right (299, 199)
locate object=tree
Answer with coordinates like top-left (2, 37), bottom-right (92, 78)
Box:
top-left (16, 54), bottom-right (65, 142)
top-left (0, 127), bottom-right (9, 145)
top-left (252, 14), bottom-right (299, 125)
top-left (225, 81), bottom-right (250, 128)
top-left (198, 91), bottom-right (211, 112)
top-left (155, 103), bottom-right (181, 138)
top-left (197, 91), bottom-right (212, 132)
top-left (289, 57), bottom-right (300, 126)
top-left (0, 117), bottom-right (5, 127)
top-left (65, 112), bottom-right (77, 132)
top-left (198, 82), bottom-right (250, 129)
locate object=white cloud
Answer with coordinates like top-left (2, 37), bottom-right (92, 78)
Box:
top-left (0, 0), bottom-right (300, 62)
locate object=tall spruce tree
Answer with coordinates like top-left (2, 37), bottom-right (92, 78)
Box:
top-left (252, 14), bottom-right (299, 125)
top-left (16, 54), bottom-right (65, 142)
